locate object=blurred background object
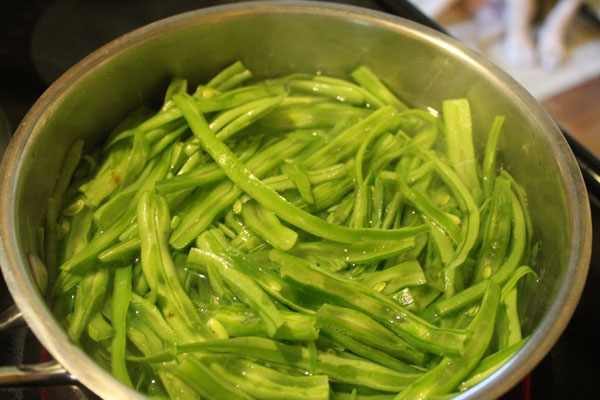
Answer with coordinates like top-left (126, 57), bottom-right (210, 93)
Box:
top-left (409, 0), bottom-right (600, 156)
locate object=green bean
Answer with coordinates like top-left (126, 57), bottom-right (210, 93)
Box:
top-left (155, 138), bottom-right (260, 194)
top-left (175, 93), bottom-right (428, 244)
top-left (149, 124), bottom-right (188, 158)
top-left (288, 79), bottom-right (366, 105)
top-left (320, 328), bottom-right (418, 373)
top-left (286, 239), bottom-right (415, 271)
top-left (98, 237), bottom-right (141, 264)
top-left (314, 75), bottom-right (386, 108)
top-left (442, 99), bottom-right (482, 205)
top-left (172, 337), bottom-right (422, 391)
top-left (189, 246), bottom-right (285, 338)
top-left (58, 147), bottom-right (171, 280)
top-left (471, 177), bottom-right (512, 283)
top-left (482, 116), bottom-right (505, 198)
top-left (360, 260), bottom-right (427, 295)
top-left (93, 161), bottom-right (155, 230)
top-left (206, 61), bottom-right (247, 89)
top-left (497, 288), bottom-right (522, 349)
top-left (210, 96), bottom-right (284, 141)
top-left (226, 249), bottom-right (326, 313)
top-left (61, 206), bottom-right (94, 264)
top-left (272, 250), bottom-right (467, 357)
top-left (45, 139), bottom-right (84, 285)
top-left (396, 176), bottom-right (461, 244)
top-left (137, 191), bottom-right (214, 342)
top-left (108, 85), bottom-right (285, 148)
top-left (67, 267), bottom-right (110, 342)
top-left (87, 312), bottom-right (112, 342)
top-left (332, 392), bottom-right (395, 400)
top-left (208, 357), bottom-right (330, 400)
top-left (162, 77), bottom-right (188, 109)
top-left (304, 105), bottom-right (399, 169)
top-left (111, 265), bottom-right (133, 387)
top-left (198, 304), bottom-right (318, 341)
top-left (216, 69), bottom-right (253, 91)
top-left (281, 159), bottom-right (314, 204)
top-left (173, 356), bottom-right (252, 400)
top-left (160, 371), bottom-right (202, 400)
top-left (395, 281), bottom-right (501, 399)
top-left (256, 102), bottom-right (371, 131)
top-left (128, 293), bottom-right (179, 344)
top-left (316, 303), bottom-right (425, 365)
top-left (48, 64), bottom-right (538, 399)
top-left (242, 200), bottom-right (298, 251)
top-left (351, 66), bottom-right (408, 111)
top-left (415, 147), bottom-right (480, 273)
top-left (501, 265), bottom-right (538, 301)
top-left (169, 136), bottom-right (308, 250)
top-left (433, 192), bottom-right (525, 316)
top-left (457, 336), bottom-right (528, 391)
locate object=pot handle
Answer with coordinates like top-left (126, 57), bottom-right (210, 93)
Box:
top-left (0, 360), bottom-right (75, 387)
top-left (0, 304), bottom-right (26, 333)
top-left (0, 306), bottom-right (75, 387)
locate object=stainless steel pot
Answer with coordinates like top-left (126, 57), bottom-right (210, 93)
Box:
top-left (0, 1), bottom-right (591, 399)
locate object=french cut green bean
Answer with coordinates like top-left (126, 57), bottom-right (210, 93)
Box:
top-left (44, 62), bottom-right (538, 399)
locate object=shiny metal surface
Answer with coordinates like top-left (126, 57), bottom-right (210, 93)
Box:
top-left (0, 107), bottom-right (10, 162)
top-left (0, 1), bottom-right (591, 399)
top-left (0, 361), bottom-right (74, 387)
top-left (0, 304), bottom-right (25, 332)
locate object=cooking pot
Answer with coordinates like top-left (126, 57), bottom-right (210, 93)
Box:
top-left (0, 1), bottom-right (591, 399)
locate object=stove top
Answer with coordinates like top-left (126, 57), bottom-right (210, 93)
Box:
top-left (1, 1), bottom-right (598, 399)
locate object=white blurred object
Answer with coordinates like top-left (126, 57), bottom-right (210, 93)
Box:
top-left (411, 0), bottom-right (600, 99)
top-left (411, 0), bottom-right (586, 69)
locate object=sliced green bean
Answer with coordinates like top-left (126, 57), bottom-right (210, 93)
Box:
top-left (242, 200), bottom-right (298, 251)
top-left (172, 356), bottom-right (252, 400)
top-left (288, 79), bottom-right (365, 105)
top-left (198, 304), bottom-right (318, 341)
top-left (206, 61), bottom-right (247, 89)
top-left (360, 260), bottom-right (427, 295)
top-left (272, 250), bottom-right (467, 357)
top-left (172, 337), bottom-right (422, 392)
top-left (434, 192), bottom-right (525, 316)
top-left (208, 357), bottom-right (330, 400)
top-left (175, 93), bottom-right (428, 244)
top-left (286, 239), bottom-right (415, 271)
top-left (46, 139), bottom-right (84, 283)
top-left (67, 267), bottom-right (110, 342)
top-left (482, 116), bottom-right (505, 199)
top-left (58, 148), bottom-right (171, 280)
top-left (395, 281), bottom-right (501, 399)
top-left (316, 303), bottom-right (425, 365)
top-left (189, 247), bottom-right (285, 338)
top-left (281, 159), bottom-right (314, 204)
top-left (137, 191), bottom-right (214, 342)
top-left (351, 66), bottom-right (408, 111)
top-left (458, 336), bottom-right (528, 391)
top-left (442, 99), bottom-right (482, 205)
top-left (111, 265), bottom-right (133, 387)
top-left (169, 136), bottom-right (308, 250)
top-left (472, 177), bottom-right (512, 283)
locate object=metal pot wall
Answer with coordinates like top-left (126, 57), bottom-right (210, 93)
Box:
top-left (0, 2), bottom-right (591, 399)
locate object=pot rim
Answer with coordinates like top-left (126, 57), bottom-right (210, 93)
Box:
top-left (0, 2), bottom-right (591, 399)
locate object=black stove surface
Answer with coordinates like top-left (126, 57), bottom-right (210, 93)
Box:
top-left (1, 1), bottom-right (598, 399)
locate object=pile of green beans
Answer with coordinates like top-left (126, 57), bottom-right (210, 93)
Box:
top-left (40, 61), bottom-right (538, 399)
